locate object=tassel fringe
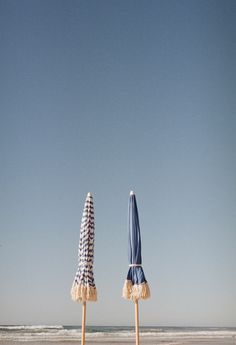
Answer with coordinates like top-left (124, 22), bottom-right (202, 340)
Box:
top-left (122, 280), bottom-right (151, 302)
top-left (71, 283), bottom-right (97, 302)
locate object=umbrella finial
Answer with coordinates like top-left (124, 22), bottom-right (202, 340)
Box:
top-left (130, 190), bottom-right (135, 196)
top-left (87, 192), bottom-right (92, 197)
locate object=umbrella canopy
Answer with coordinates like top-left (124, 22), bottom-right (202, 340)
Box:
top-left (71, 192), bottom-right (97, 302)
top-left (123, 191), bottom-right (150, 301)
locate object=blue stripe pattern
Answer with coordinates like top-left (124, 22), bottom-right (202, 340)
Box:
top-left (73, 193), bottom-right (96, 288)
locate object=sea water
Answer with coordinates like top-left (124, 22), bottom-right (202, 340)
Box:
top-left (0, 325), bottom-right (236, 342)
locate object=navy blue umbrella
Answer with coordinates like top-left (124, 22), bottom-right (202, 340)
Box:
top-left (123, 191), bottom-right (150, 345)
top-left (123, 191), bottom-right (150, 301)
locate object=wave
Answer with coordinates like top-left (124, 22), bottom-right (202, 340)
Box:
top-left (1, 326), bottom-right (236, 342)
top-left (0, 325), bottom-right (63, 331)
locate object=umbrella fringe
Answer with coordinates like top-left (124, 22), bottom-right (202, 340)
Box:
top-left (122, 279), bottom-right (150, 301)
top-left (71, 283), bottom-right (97, 302)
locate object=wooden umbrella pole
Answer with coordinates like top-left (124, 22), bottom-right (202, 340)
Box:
top-left (81, 301), bottom-right (86, 345)
top-left (135, 300), bottom-right (140, 345)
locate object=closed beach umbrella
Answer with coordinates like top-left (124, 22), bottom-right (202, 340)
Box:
top-left (71, 192), bottom-right (97, 345)
top-left (123, 191), bottom-right (150, 345)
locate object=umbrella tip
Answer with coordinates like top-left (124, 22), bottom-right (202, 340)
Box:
top-left (130, 190), bottom-right (135, 196)
top-left (87, 192), bottom-right (92, 197)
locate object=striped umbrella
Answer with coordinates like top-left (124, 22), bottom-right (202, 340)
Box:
top-left (71, 192), bottom-right (97, 345)
top-left (123, 191), bottom-right (150, 345)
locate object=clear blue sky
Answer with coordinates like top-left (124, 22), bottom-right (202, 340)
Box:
top-left (0, 0), bottom-right (236, 327)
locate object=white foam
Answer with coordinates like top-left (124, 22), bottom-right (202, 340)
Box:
top-left (0, 325), bottom-right (63, 330)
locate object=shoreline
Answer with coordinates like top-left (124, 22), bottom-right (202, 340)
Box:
top-left (1, 338), bottom-right (236, 345)
top-left (1, 325), bottom-right (236, 345)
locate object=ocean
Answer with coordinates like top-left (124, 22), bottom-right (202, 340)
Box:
top-left (0, 325), bottom-right (236, 344)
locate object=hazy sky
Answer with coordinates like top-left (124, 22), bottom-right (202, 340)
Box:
top-left (0, 0), bottom-right (236, 327)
